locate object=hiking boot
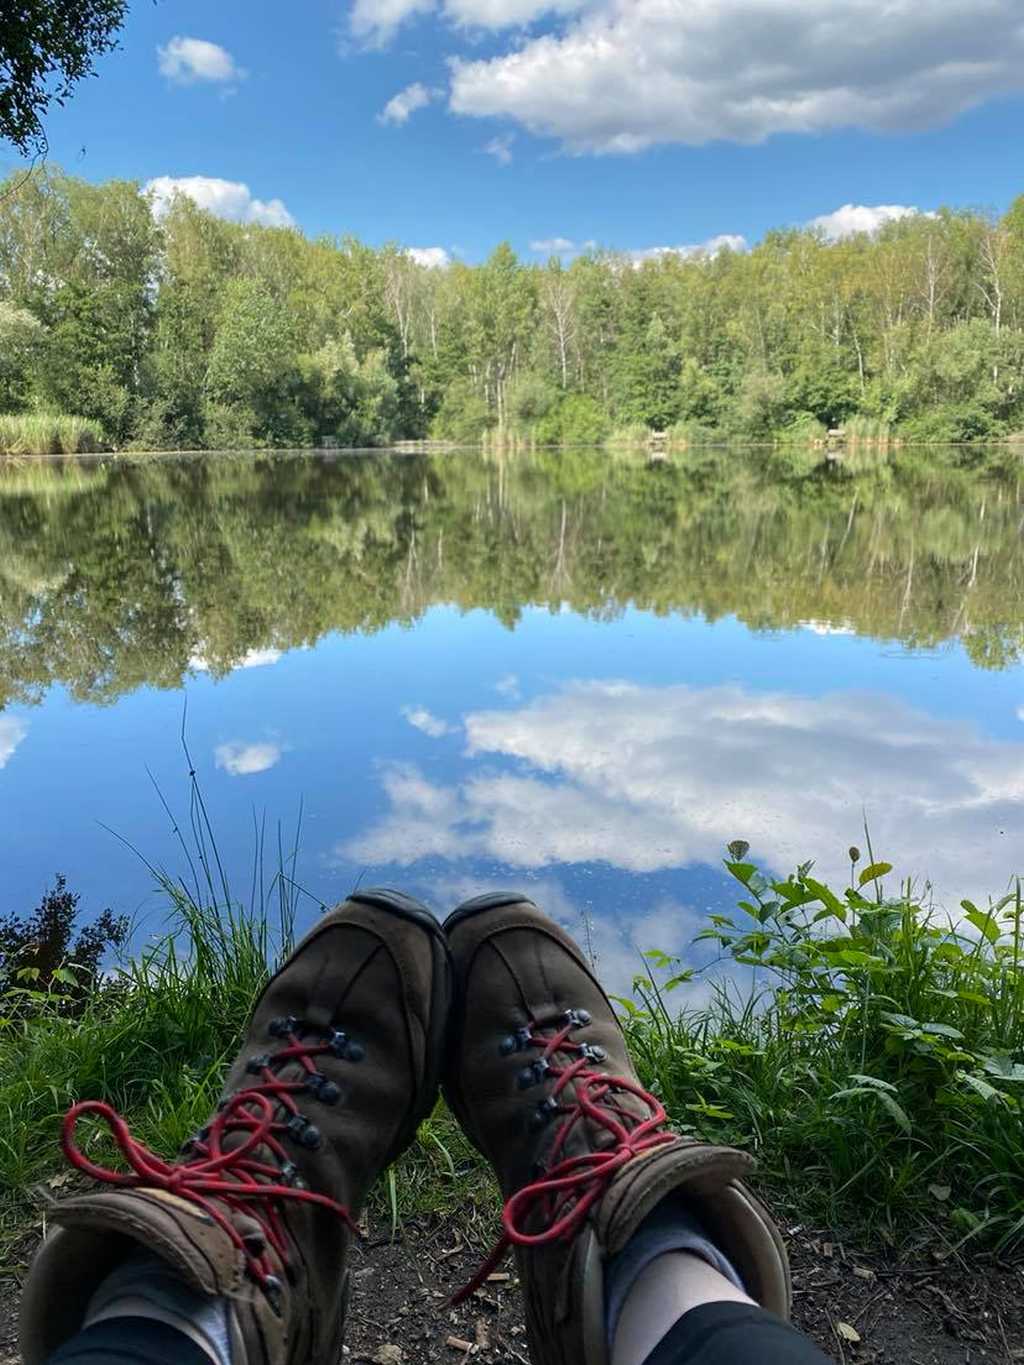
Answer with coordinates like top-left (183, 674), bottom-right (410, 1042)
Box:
top-left (443, 892), bottom-right (789, 1365)
top-left (20, 889), bottom-right (452, 1365)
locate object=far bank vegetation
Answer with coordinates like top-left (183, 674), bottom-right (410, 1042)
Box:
top-left (4, 169), bottom-right (1024, 454)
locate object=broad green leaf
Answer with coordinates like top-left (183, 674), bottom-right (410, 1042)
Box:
top-left (964, 908), bottom-right (1001, 944)
top-left (958, 1072), bottom-right (1003, 1103)
top-left (725, 860), bottom-right (757, 885)
top-left (858, 861), bottom-right (893, 887)
top-left (982, 1055), bottom-right (1024, 1083)
top-left (920, 1022), bottom-right (965, 1041)
top-left (802, 877), bottom-right (847, 920)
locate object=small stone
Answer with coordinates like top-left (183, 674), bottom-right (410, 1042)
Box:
top-left (372, 1348), bottom-right (404, 1365)
top-left (853, 1266), bottom-right (875, 1280)
top-left (445, 1337), bottom-right (474, 1354)
top-left (836, 1323), bottom-right (861, 1344)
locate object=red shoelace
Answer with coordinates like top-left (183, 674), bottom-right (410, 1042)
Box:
top-left (453, 1011), bottom-right (676, 1305)
top-left (61, 1024), bottom-right (358, 1298)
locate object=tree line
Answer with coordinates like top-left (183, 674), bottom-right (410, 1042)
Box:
top-left (1, 447), bottom-right (1021, 711)
top-left (3, 168), bottom-right (1024, 451)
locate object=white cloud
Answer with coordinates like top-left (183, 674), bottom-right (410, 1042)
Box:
top-left (0, 715), bottom-right (27, 769)
top-left (189, 647), bottom-right (283, 673)
top-left (444, 0), bottom-right (588, 28)
top-left (406, 246), bottom-right (452, 268)
top-left (350, 0), bottom-right (435, 47)
top-left (483, 133), bottom-right (516, 165)
top-left (379, 82), bottom-right (437, 126)
top-left (630, 234), bottom-right (749, 263)
top-left (157, 36), bottom-right (244, 86)
top-left (214, 741), bottom-right (285, 777)
top-left (495, 673), bottom-right (521, 698)
top-left (531, 236), bottom-right (579, 253)
top-left (402, 705), bottom-right (455, 738)
top-left (348, 0), bottom-right (585, 45)
top-left (807, 203), bottom-right (928, 241)
top-left (145, 177), bottom-right (294, 229)
top-left (345, 680), bottom-right (1024, 912)
top-left (448, 0), bottom-right (1024, 153)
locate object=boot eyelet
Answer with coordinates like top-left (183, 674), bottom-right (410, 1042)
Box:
top-left (517, 1066), bottom-right (536, 1090)
top-left (318, 1080), bottom-right (341, 1105)
top-left (286, 1114), bottom-right (310, 1143)
top-left (280, 1161), bottom-right (299, 1185)
top-left (327, 1029), bottom-right (349, 1058)
top-left (269, 1016), bottom-right (299, 1039)
top-left (247, 1054), bottom-right (272, 1075)
top-left (499, 1035), bottom-right (518, 1056)
top-left (345, 1041), bottom-right (365, 1063)
top-left (301, 1123), bottom-right (322, 1150)
top-left (565, 1008), bottom-right (592, 1028)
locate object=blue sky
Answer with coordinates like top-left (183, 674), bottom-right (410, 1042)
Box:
top-left (5, 0), bottom-right (1024, 261)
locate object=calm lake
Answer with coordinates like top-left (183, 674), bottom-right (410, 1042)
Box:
top-left (2, 447), bottom-right (1023, 994)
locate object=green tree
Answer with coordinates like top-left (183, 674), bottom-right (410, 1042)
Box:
top-left (0, 1), bottom-right (128, 155)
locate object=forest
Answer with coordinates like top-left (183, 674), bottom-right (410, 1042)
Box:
top-left (3, 168), bottom-right (1024, 451)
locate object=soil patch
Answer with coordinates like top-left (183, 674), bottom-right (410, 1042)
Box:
top-left (2, 1218), bottom-right (1021, 1364)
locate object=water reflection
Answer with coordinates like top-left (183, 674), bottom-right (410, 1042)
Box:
top-left (348, 680), bottom-right (1024, 915)
top-left (1, 447), bottom-right (1023, 993)
top-left (3, 447), bottom-right (1024, 709)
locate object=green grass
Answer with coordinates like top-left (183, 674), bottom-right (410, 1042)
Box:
top-left (0, 413), bottom-right (104, 456)
top-left (2, 835), bottom-right (1022, 1267)
top-left (624, 848), bottom-right (1024, 1254)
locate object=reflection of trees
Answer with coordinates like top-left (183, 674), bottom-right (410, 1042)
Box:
top-left (1, 448), bottom-right (1022, 708)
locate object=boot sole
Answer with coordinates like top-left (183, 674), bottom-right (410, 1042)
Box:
top-left (351, 888), bottom-right (454, 1165)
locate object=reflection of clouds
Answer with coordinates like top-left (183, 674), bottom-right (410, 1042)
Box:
top-left (799, 620), bottom-right (855, 637)
top-left (401, 705), bottom-right (455, 739)
top-left (425, 871), bottom-right (718, 1002)
top-left (215, 740), bottom-right (284, 777)
top-left (0, 715), bottom-right (27, 769)
top-left (345, 682), bottom-right (1024, 906)
top-left (191, 648), bottom-right (283, 673)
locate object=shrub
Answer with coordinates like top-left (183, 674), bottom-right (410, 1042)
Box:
top-left (626, 849), bottom-right (1024, 1250)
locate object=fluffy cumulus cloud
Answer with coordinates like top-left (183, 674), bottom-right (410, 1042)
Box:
top-left (402, 705), bottom-right (455, 738)
top-left (214, 741), bottom-right (285, 777)
top-left (344, 681), bottom-right (1024, 911)
top-left (406, 246), bottom-right (452, 268)
top-left (447, 0), bottom-right (1024, 153)
top-left (145, 177), bottom-right (294, 228)
top-left (350, 0), bottom-right (434, 47)
top-left (349, 0), bottom-right (585, 45)
top-left (807, 203), bottom-right (927, 241)
top-left (0, 715), bottom-right (28, 769)
top-left (484, 133), bottom-right (516, 165)
top-left (379, 82), bottom-right (437, 126)
top-left (630, 234), bottom-right (748, 262)
top-left (157, 36), bottom-right (244, 86)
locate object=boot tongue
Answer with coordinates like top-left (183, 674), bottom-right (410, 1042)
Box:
top-left (594, 1141), bottom-right (755, 1257)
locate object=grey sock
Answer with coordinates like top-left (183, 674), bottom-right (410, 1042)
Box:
top-left (604, 1194), bottom-right (746, 1347)
top-left (85, 1252), bottom-right (235, 1365)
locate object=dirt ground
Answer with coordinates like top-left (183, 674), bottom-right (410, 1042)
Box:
top-left (3, 1216), bottom-right (1021, 1365)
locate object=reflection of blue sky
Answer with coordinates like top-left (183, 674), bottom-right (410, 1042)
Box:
top-left (3, 605), bottom-right (1024, 997)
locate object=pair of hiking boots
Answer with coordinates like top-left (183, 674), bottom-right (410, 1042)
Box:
top-left (20, 889), bottom-right (789, 1365)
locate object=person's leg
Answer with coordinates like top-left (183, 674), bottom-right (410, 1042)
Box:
top-left (19, 889), bottom-right (452, 1365)
top-left (616, 1258), bottom-right (833, 1365)
top-left (46, 1318), bottom-right (209, 1365)
top-left (442, 891), bottom-right (833, 1365)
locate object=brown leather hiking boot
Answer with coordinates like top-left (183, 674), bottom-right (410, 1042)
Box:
top-left (443, 892), bottom-right (789, 1365)
top-left (20, 889), bottom-right (452, 1365)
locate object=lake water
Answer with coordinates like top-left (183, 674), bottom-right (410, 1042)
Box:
top-left (2, 447), bottom-right (1023, 995)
